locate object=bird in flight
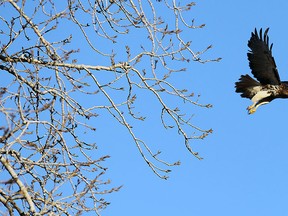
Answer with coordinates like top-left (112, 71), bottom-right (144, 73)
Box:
top-left (235, 28), bottom-right (288, 114)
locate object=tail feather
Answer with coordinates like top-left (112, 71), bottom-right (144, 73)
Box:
top-left (235, 74), bottom-right (260, 99)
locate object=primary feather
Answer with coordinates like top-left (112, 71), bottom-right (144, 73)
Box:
top-left (247, 28), bottom-right (280, 85)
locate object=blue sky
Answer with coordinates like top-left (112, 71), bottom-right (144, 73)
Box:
top-left (102, 1), bottom-right (288, 216)
top-left (2, 0), bottom-right (288, 215)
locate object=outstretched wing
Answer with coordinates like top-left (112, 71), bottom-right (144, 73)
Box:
top-left (247, 28), bottom-right (280, 85)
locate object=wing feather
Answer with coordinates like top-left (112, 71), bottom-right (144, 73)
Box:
top-left (247, 28), bottom-right (280, 85)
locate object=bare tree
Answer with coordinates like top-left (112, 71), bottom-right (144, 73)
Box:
top-left (0, 0), bottom-right (220, 215)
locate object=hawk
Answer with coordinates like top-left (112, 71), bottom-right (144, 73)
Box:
top-left (235, 28), bottom-right (288, 114)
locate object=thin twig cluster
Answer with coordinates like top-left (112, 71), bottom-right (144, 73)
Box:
top-left (0, 0), bottom-right (219, 215)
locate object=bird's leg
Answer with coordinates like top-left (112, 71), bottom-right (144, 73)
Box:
top-left (247, 92), bottom-right (268, 115)
top-left (247, 99), bottom-right (270, 114)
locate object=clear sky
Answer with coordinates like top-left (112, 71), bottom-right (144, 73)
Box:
top-left (102, 0), bottom-right (288, 215)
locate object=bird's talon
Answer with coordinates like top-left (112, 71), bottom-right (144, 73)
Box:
top-left (247, 106), bottom-right (256, 114)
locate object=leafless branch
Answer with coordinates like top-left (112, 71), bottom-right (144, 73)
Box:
top-left (0, 0), bottom-right (219, 214)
